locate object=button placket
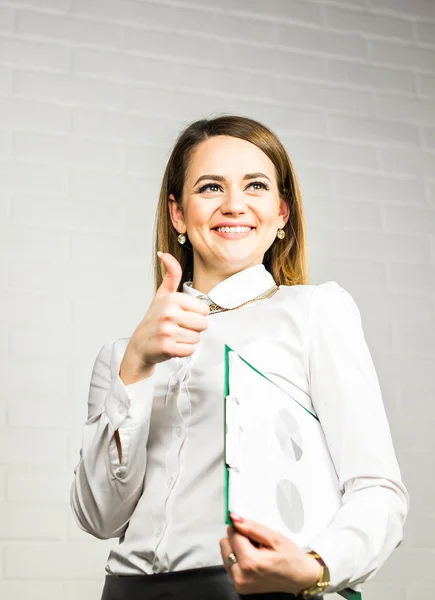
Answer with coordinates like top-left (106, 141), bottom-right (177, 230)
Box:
top-left (153, 359), bottom-right (193, 571)
top-left (151, 359), bottom-right (190, 571)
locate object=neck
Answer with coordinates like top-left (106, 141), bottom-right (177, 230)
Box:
top-left (192, 270), bottom-right (234, 295)
top-left (192, 257), bottom-right (261, 295)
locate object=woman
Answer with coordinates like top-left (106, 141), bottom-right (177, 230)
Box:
top-left (71, 116), bottom-right (409, 599)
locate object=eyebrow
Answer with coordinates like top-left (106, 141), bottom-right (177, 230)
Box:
top-left (193, 172), bottom-right (272, 187)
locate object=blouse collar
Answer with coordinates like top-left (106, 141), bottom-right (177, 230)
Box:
top-left (183, 264), bottom-right (276, 310)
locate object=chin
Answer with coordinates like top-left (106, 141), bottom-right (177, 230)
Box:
top-left (217, 255), bottom-right (261, 269)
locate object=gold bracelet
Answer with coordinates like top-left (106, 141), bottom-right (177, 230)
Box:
top-left (296, 551), bottom-right (331, 598)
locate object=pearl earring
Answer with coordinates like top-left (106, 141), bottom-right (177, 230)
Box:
top-left (277, 229), bottom-right (285, 240)
top-left (178, 233), bottom-right (186, 245)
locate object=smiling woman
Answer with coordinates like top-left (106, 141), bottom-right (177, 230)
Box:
top-left (155, 116), bottom-right (308, 293)
top-left (70, 115), bottom-right (408, 600)
top-left (168, 135), bottom-right (291, 293)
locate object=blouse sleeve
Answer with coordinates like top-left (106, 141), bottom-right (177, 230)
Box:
top-left (70, 339), bottom-right (154, 539)
top-left (306, 281), bottom-right (409, 592)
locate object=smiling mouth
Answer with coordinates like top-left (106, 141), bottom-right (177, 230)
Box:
top-left (213, 226), bottom-right (254, 234)
top-left (211, 225), bottom-right (255, 241)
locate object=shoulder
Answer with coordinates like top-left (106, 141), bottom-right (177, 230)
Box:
top-left (278, 281), bottom-right (361, 325)
top-left (278, 280), bottom-right (351, 303)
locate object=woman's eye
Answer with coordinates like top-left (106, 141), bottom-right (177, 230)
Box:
top-left (199, 183), bottom-right (221, 193)
top-left (248, 181), bottom-right (269, 191)
top-left (197, 181), bottom-right (270, 194)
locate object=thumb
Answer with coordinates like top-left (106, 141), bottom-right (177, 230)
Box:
top-left (229, 514), bottom-right (283, 549)
top-left (156, 252), bottom-right (183, 297)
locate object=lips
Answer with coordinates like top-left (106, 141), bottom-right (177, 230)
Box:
top-left (212, 223), bottom-right (255, 231)
top-left (215, 226), bottom-right (252, 233)
top-left (211, 225), bottom-right (255, 240)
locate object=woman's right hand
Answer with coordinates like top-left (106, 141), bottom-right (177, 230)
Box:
top-left (119, 252), bottom-right (210, 384)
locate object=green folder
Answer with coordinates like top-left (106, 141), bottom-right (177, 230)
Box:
top-left (224, 344), bottom-right (361, 600)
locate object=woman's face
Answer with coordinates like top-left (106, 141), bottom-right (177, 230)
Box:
top-left (169, 135), bottom-right (288, 281)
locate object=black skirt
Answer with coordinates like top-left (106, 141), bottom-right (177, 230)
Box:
top-left (101, 566), bottom-right (300, 599)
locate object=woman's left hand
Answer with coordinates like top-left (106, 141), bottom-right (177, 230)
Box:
top-left (219, 513), bottom-right (321, 596)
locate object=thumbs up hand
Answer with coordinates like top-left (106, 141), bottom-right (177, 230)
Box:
top-left (120, 253), bottom-right (209, 384)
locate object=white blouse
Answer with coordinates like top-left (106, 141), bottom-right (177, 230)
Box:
top-left (70, 264), bottom-right (409, 594)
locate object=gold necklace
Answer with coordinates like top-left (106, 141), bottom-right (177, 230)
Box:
top-left (208, 284), bottom-right (279, 315)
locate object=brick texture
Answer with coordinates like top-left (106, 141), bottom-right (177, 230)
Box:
top-left (1, 1), bottom-right (434, 599)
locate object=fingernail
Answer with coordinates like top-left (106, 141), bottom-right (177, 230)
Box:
top-left (157, 251), bottom-right (163, 258)
top-left (230, 513), bottom-right (244, 523)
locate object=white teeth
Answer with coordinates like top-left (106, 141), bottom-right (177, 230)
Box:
top-left (216, 226), bottom-right (252, 233)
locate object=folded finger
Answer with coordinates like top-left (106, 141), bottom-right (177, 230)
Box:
top-left (219, 536), bottom-right (233, 564)
top-left (219, 536), bottom-right (244, 584)
top-left (176, 311), bottom-right (209, 333)
top-left (173, 326), bottom-right (201, 345)
top-left (170, 342), bottom-right (198, 358)
top-left (228, 528), bottom-right (257, 567)
top-left (175, 293), bottom-right (210, 316)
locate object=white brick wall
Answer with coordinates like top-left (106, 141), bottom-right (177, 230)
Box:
top-left (0, 1), bottom-right (434, 599)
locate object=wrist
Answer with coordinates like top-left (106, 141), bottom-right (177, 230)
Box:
top-left (120, 352), bottom-right (155, 385)
top-left (295, 551), bottom-right (330, 598)
top-left (296, 553), bottom-right (322, 591)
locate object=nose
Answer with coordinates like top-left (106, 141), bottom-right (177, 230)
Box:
top-left (220, 187), bottom-right (247, 216)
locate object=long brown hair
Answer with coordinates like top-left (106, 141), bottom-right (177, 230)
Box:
top-left (154, 115), bottom-right (308, 290)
